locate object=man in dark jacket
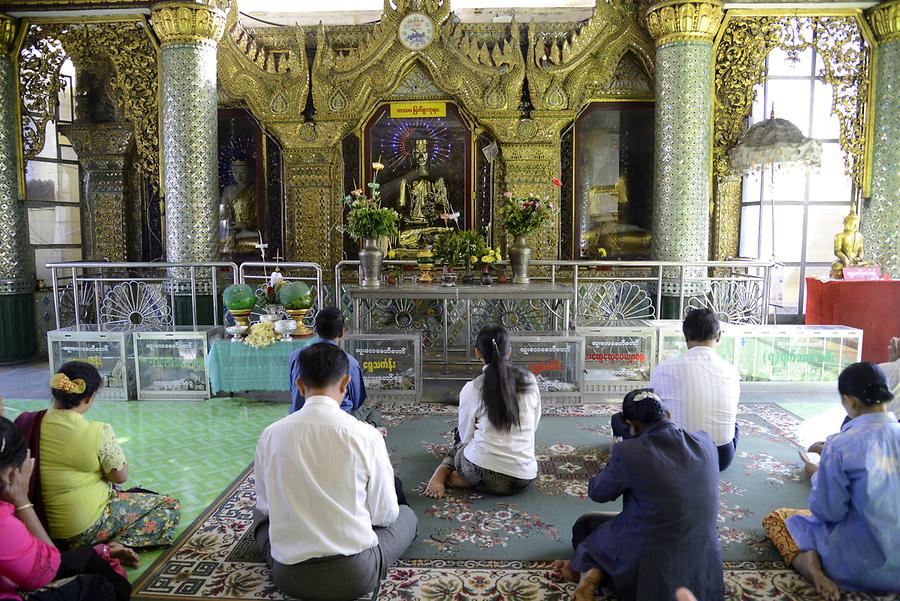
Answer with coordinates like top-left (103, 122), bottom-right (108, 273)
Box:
top-left (556, 388), bottom-right (724, 601)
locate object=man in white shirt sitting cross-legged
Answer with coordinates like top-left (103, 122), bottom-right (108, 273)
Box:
top-left (612, 308), bottom-right (740, 471)
top-left (253, 342), bottom-right (417, 600)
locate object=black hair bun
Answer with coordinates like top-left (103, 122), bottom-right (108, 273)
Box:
top-left (863, 382), bottom-right (894, 405)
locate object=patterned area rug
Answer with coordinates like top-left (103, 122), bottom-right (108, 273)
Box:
top-left (132, 403), bottom-right (893, 600)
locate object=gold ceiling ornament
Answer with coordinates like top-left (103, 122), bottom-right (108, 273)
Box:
top-left (19, 24), bottom-right (68, 161)
top-left (55, 21), bottom-right (161, 181)
top-left (19, 20), bottom-right (160, 179)
top-left (150, 1), bottom-right (225, 46)
top-left (526, 0), bottom-right (655, 112)
top-left (645, 0), bottom-right (724, 46)
top-left (0, 15), bottom-right (17, 56)
top-left (867, 0), bottom-right (900, 43)
top-left (311, 1), bottom-right (523, 125)
top-left (217, 7), bottom-right (309, 125)
top-left (712, 16), bottom-right (871, 192)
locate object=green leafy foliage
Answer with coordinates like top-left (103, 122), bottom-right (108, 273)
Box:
top-left (432, 230), bottom-right (490, 267)
top-left (340, 180), bottom-right (400, 240)
top-left (500, 192), bottom-right (556, 236)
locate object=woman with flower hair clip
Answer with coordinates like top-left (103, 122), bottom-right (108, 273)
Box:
top-left (423, 324), bottom-right (541, 498)
top-left (554, 388), bottom-right (723, 601)
top-left (35, 362), bottom-right (181, 554)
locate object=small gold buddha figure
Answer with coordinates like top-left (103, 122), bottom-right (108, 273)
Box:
top-left (220, 159), bottom-right (259, 256)
top-left (831, 212), bottom-right (869, 279)
top-left (397, 138), bottom-right (451, 248)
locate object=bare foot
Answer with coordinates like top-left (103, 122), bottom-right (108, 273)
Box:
top-left (552, 559), bottom-right (579, 583)
top-left (107, 542), bottom-right (140, 568)
top-left (423, 465), bottom-right (450, 498)
top-left (675, 588), bottom-right (698, 601)
top-left (574, 568), bottom-right (603, 601)
top-left (793, 550), bottom-right (840, 601)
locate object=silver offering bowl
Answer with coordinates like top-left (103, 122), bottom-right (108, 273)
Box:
top-left (225, 325), bottom-right (248, 342)
top-left (274, 319), bottom-right (297, 341)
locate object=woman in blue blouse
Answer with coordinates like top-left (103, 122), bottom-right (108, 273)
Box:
top-left (764, 362), bottom-right (900, 600)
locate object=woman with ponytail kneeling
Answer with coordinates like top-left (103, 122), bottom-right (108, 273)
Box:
top-left (423, 325), bottom-right (541, 498)
top-left (763, 362), bottom-right (900, 601)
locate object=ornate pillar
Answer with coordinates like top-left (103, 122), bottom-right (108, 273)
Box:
top-left (151, 0), bottom-right (224, 323)
top-left (60, 123), bottom-right (134, 261)
top-left (863, 0), bottom-right (900, 277)
top-left (0, 15), bottom-right (37, 363)
top-left (645, 0), bottom-right (723, 301)
top-left (280, 144), bottom-right (342, 268)
top-left (501, 141), bottom-right (560, 260)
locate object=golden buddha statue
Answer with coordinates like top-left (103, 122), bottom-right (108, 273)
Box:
top-left (397, 139), bottom-right (451, 249)
top-left (831, 212), bottom-right (870, 279)
top-left (584, 174), bottom-right (651, 257)
top-left (219, 159), bottom-right (259, 256)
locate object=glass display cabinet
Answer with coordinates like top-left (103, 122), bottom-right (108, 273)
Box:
top-left (570, 102), bottom-right (654, 260)
top-left (508, 334), bottom-right (585, 404)
top-left (649, 321), bottom-right (862, 390)
top-left (578, 320), bottom-right (655, 396)
top-left (652, 319), bottom-right (737, 365)
top-left (48, 326), bottom-right (134, 401)
top-left (343, 331), bottom-right (422, 403)
top-left (734, 325), bottom-right (862, 386)
top-left (133, 327), bottom-right (221, 400)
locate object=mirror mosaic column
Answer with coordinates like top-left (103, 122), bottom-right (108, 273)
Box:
top-left (0, 15), bottom-right (36, 363)
top-left (863, 0), bottom-right (900, 278)
top-left (645, 0), bottom-right (723, 312)
top-left (151, 0), bottom-right (224, 324)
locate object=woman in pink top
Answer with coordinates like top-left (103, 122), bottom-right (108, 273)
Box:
top-left (0, 414), bottom-right (134, 601)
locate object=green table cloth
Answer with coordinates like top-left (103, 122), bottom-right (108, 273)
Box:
top-left (206, 338), bottom-right (317, 393)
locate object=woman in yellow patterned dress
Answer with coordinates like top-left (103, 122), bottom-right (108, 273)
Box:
top-left (39, 361), bottom-right (181, 551)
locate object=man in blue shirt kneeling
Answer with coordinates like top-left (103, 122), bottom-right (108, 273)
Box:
top-left (288, 307), bottom-right (383, 430)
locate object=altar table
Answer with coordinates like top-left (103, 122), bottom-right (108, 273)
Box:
top-left (206, 337), bottom-right (316, 394)
top-left (805, 278), bottom-right (900, 363)
top-left (348, 284), bottom-right (574, 369)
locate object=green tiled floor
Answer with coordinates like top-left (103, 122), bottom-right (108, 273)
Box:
top-left (2, 397), bottom-right (288, 580)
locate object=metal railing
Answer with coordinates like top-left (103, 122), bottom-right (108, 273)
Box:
top-left (334, 259), bottom-right (776, 325)
top-left (238, 261), bottom-right (325, 311)
top-left (47, 261), bottom-right (239, 330)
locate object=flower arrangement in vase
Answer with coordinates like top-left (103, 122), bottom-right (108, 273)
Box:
top-left (433, 229), bottom-right (490, 283)
top-left (340, 161), bottom-right (400, 287)
top-left (500, 189), bottom-right (558, 284)
top-left (255, 270), bottom-right (287, 321)
top-left (478, 248), bottom-right (502, 286)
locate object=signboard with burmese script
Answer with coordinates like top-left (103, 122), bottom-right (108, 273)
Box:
top-left (389, 100), bottom-right (446, 119)
top-left (343, 331), bottom-right (422, 403)
top-left (508, 334), bottom-right (584, 404)
top-left (578, 322), bottom-right (655, 397)
top-left (48, 326), bottom-right (134, 401)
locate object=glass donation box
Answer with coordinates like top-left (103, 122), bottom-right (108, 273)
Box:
top-left (133, 327), bottom-right (221, 400)
top-left (578, 321), bottom-right (655, 396)
top-left (649, 321), bottom-right (862, 390)
top-left (343, 332), bottom-right (422, 403)
top-left (508, 334), bottom-right (585, 403)
top-left (47, 327), bottom-right (135, 401)
top-left (653, 319), bottom-right (737, 365)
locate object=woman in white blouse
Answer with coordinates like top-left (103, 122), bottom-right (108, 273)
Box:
top-left (424, 325), bottom-right (542, 498)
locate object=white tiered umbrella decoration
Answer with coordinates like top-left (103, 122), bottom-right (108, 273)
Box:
top-left (729, 111), bottom-right (822, 259)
